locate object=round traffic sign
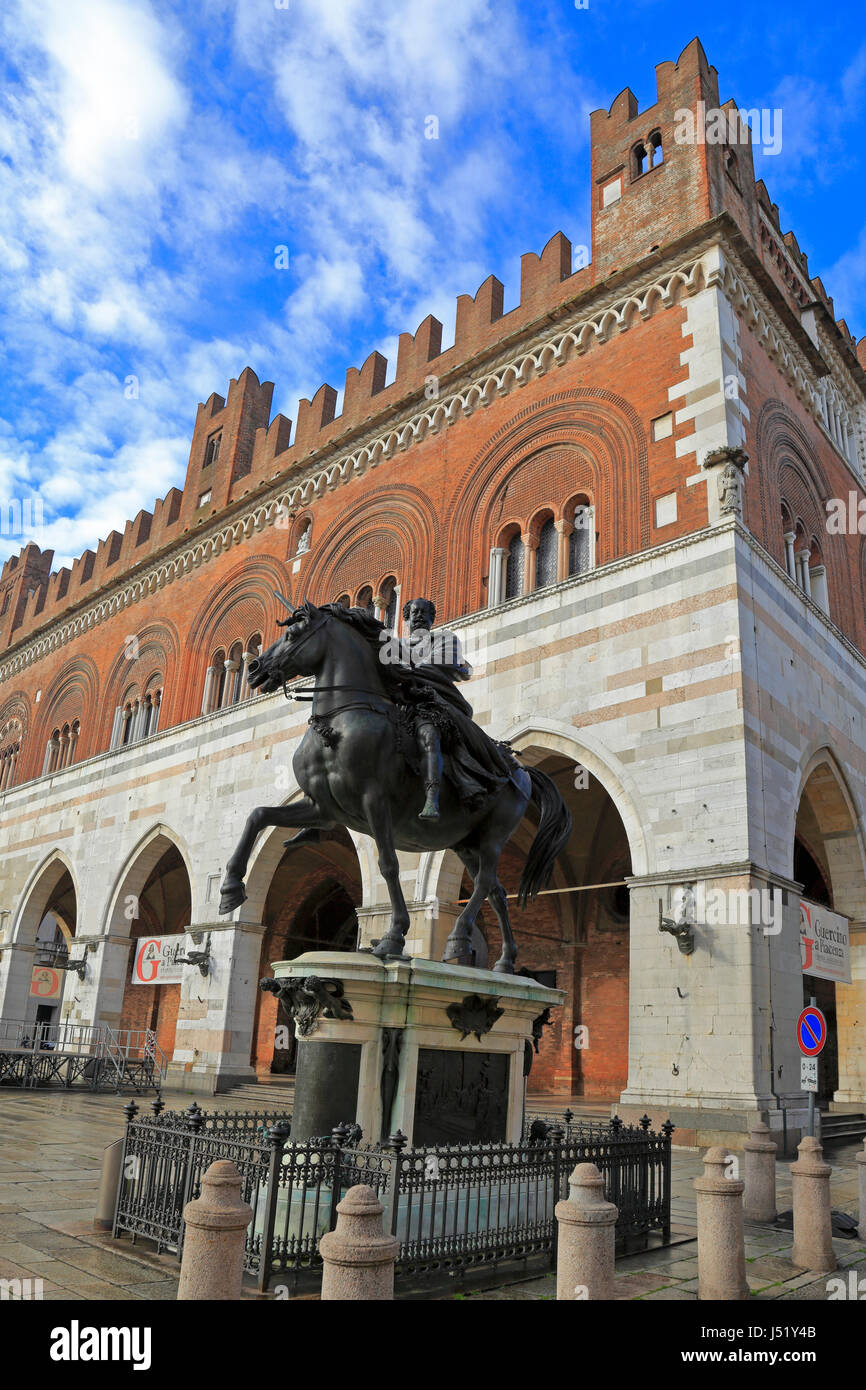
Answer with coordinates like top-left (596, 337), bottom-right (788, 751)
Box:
top-left (797, 1006), bottom-right (827, 1056)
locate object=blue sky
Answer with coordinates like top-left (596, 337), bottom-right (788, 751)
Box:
top-left (1, 0), bottom-right (864, 572)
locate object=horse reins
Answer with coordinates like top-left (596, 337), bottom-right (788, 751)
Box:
top-left (277, 616), bottom-right (393, 718)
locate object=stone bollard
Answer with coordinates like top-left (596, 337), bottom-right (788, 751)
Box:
top-left (93, 1137), bottom-right (125, 1230)
top-left (177, 1160), bottom-right (253, 1301)
top-left (743, 1121), bottom-right (777, 1222)
top-left (693, 1147), bottom-right (749, 1300)
top-left (790, 1135), bottom-right (836, 1273)
top-left (858, 1140), bottom-right (866, 1241)
top-left (319, 1185), bottom-right (399, 1300)
top-left (554, 1162), bottom-right (617, 1300)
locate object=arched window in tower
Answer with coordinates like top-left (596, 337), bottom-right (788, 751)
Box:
top-left (504, 534), bottom-right (524, 600)
top-left (632, 142), bottom-right (648, 178)
top-left (535, 519), bottom-right (558, 589)
top-left (295, 520), bottom-right (311, 555)
top-left (356, 586), bottom-right (375, 618)
top-left (203, 431), bottom-right (221, 468)
top-left (334, 594), bottom-right (350, 609)
top-left (648, 129), bottom-right (663, 167)
top-left (569, 506), bottom-right (594, 576)
top-left (724, 147), bottom-right (740, 191)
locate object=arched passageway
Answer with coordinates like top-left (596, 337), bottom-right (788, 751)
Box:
top-left (2, 856), bottom-right (79, 1026)
top-left (464, 748), bottom-right (633, 1099)
top-left (794, 757), bottom-right (866, 1106)
top-left (252, 828), bottom-right (362, 1076)
top-left (116, 841), bottom-right (192, 1062)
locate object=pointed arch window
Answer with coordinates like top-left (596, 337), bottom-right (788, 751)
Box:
top-left (376, 576), bottom-right (399, 630)
top-left (0, 737), bottom-right (21, 790)
top-left (535, 519), bottom-right (558, 589)
top-left (504, 535), bottom-right (524, 600)
top-left (569, 507), bottom-right (594, 576)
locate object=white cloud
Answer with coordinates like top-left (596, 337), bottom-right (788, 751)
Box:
top-left (30, 0), bottom-right (187, 193)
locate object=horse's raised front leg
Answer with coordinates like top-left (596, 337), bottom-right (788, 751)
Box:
top-left (219, 797), bottom-right (330, 915)
top-left (363, 794), bottom-right (411, 960)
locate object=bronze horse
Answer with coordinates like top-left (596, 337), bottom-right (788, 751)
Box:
top-left (218, 600), bottom-right (571, 974)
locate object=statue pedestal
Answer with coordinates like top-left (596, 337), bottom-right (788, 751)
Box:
top-left (271, 951), bottom-right (563, 1146)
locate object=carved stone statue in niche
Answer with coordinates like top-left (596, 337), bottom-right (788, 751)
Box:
top-left (703, 445), bottom-right (749, 517)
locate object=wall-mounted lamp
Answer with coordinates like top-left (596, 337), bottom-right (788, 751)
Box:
top-left (175, 934), bottom-right (211, 977)
top-left (658, 897), bottom-right (696, 956)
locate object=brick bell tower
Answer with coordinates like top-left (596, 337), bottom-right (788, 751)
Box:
top-left (589, 37), bottom-right (761, 281)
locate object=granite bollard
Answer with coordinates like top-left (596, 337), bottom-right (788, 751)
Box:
top-left (857, 1139), bottom-right (866, 1241)
top-left (790, 1135), bottom-right (836, 1273)
top-left (743, 1121), bottom-right (777, 1222)
top-left (319, 1184), bottom-right (400, 1300)
top-left (177, 1160), bottom-right (253, 1301)
top-left (693, 1147), bottom-right (749, 1300)
top-left (554, 1162), bottom-right (617, 1300)
top-left (93, 1136), bottom-right (125, 1231)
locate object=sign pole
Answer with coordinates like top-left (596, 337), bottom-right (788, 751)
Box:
top-left (808, 994), bottom-right (816, 1138)
top-left (796, 999), bottom-right (825, 1134)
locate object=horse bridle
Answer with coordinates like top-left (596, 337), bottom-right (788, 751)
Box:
top-left (274, 602), bottom-right (391, 712)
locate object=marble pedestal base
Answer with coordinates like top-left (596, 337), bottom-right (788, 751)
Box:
top-left (271, 951), bottom-right (563, 1146)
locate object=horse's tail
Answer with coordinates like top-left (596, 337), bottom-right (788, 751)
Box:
top-left (517, 766), bottom-right (573, 909)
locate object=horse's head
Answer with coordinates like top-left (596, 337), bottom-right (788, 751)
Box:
top-left (247, 598), bottom-right (329, 693)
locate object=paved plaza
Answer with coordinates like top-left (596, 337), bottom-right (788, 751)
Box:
top-left (0, 1089), bottom-right (862, 1302)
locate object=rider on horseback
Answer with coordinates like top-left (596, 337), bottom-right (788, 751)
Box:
top-left (389, 597), bottom-right (516, 821)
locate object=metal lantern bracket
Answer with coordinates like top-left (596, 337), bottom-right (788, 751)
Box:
top-left (658, 898), bottom-right (697, 956)
top-left (175, 935), bottom-right (212, 977)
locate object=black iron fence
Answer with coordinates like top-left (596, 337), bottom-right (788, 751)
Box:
top-left (112, 1101), bottom-right (673, 1295)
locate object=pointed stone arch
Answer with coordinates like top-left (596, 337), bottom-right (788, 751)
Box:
top-left (0, 850), bottom-right (79, 1021)
top-left (792, 746), bottom-right (866, 1107)
top-left (12, 849), bottom-right (79, 946)
top-left (101, 825), bottom-right (196, 939)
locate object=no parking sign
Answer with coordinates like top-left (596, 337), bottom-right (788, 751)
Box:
top-left (796, 1005), bottom-right (827, 1057)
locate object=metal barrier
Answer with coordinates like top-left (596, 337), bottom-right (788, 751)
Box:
top-left (0, 1020), bottom-right (167, 1092)
top-left (112, 1103), bottom-right (674, 1294)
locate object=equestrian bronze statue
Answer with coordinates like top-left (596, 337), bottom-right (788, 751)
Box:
top-left (218, 595), bottom-right (571, 974)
